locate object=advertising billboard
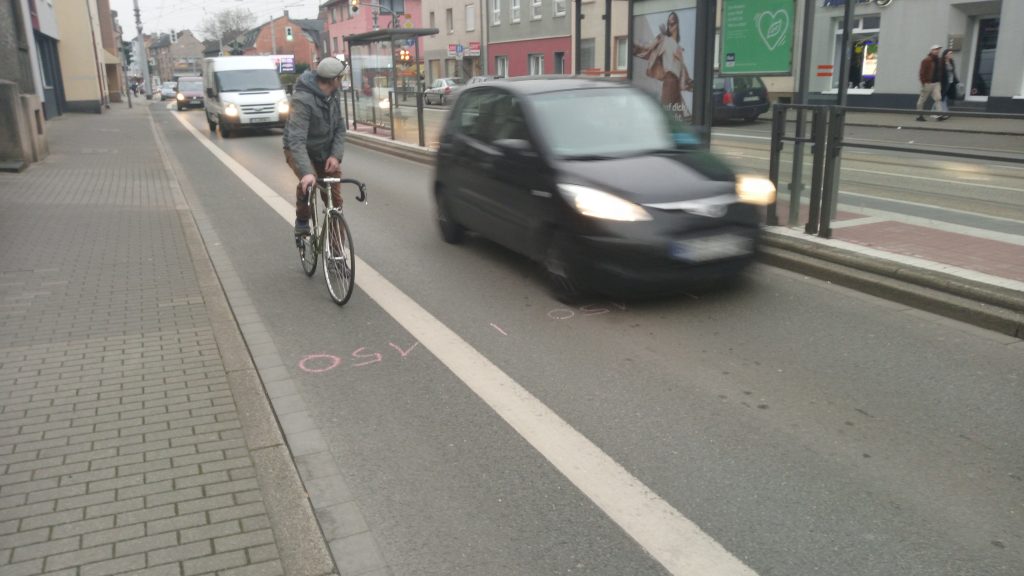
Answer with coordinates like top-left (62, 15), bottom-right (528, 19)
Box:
top-left (720, 0), bottom-right (794, 75)
top-left (632, 0), bottom-right (697, 120)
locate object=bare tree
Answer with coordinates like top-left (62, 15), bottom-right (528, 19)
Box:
top-left (201, 7), bottom-right (256, 47)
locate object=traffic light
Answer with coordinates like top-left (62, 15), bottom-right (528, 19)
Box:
top-left (122, 41), bottom-right (133, 66)
top-left (349, 0), bottom-right (359, 14)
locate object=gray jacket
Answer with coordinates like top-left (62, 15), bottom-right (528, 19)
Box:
top-left (283, 70), bottom-right (346, 177)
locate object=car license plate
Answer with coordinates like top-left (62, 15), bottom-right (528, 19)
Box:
top-left (669, 234), bottom-right (753, 263)
top-left (245, 116), bottom-right (273, 124)
top-left (743, 96), bottom-right (761, 102)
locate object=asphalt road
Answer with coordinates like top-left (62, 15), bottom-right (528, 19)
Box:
top-left (156, 102), bottom-right (1024, 576)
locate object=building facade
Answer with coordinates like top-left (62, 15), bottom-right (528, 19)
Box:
top-left (53, 0), bottom-right (111, 113)
top-left (420, 0), bottom-right (483, 81)
top-left (803, 0), bottom-right (1023, 112)
top-left (243, 11), bottom-right (326, 69)
top-left (487, 0), bottom-right (572, 77)
top-left (573, 0), bottom-right (629, 75)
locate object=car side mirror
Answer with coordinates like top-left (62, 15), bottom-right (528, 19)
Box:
top-left (494, 138), bottom-right (536, 157)
top-left (206, 88), bottom-right (215, 98)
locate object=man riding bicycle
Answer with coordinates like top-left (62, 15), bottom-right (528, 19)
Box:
top-left (283, 56), bottom-right (348, 239)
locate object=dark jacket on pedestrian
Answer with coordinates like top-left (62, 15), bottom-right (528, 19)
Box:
top-left (941, 52), bottom-right (959, 100)
top-left (283, 70), bottom-right (346, 178)
top-left (919, 54), bottom-right (940, 84)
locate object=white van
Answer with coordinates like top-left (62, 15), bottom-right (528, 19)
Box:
top-left (202, 56), bottom-right (289, 137)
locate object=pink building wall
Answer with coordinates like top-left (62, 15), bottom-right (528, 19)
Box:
top-left (323, 1), bottom-right (425, 58)
top-left (488, 37), bottom-right (572, 77)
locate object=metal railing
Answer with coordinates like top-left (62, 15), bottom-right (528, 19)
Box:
top-left (768, 104), bottom-right (1024, 239)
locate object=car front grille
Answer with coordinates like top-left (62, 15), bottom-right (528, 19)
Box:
top-left (240, 104), bottom-right (276, 115)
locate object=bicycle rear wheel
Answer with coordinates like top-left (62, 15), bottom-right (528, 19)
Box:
top-left (298, 187), bottom-right (319, 277)
top-left (323, 210), bottom-right (355, 305)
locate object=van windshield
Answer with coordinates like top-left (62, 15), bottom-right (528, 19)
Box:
top-left (178, 80), bottom-right (203, 92)
top-left (215, 69), bottom-right (281, 92)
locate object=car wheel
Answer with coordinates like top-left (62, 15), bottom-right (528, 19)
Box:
top-left (177, 105), bottom-right (184, 111)
top-left (207, 112), bottom-right (216, 133)
top-left (219, 117), bottom-right (232, 138)
top-left (543, 232), bottom-right (583, 303)
top-left (435, 188), bottom-right (465, 244)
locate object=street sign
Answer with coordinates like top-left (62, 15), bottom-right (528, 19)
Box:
top-left (467, 42), bottom-right (480, 57)
top-left (720, 0), bottom-right (794, 75)
top-left (455, 44), bottom-right (464, 61)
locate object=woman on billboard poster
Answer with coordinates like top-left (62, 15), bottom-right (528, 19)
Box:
top-left (633, 11), bottom-right (694, 118)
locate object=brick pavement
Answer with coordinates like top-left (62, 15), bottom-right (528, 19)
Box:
top-left (0, 105), bottom-right (335, 576)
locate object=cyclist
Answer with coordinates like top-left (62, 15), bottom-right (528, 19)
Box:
top-left (283, 56), bottom-right (348, 239)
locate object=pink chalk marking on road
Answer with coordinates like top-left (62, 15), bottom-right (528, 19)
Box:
top-left (352, 347), bottom-right (383, 367)
top-left (389, 341), bottom-right (420, 357)
top-left (490, 323), bottom-right (508, 336)
top-left (299, 354), bottom-right (342, 373)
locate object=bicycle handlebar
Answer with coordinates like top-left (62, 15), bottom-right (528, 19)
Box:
top-left (313, 177), bottom-right (368, 203)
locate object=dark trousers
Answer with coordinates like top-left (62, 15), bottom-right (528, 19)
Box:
top-left (284, 149), bottom-right (341, 221)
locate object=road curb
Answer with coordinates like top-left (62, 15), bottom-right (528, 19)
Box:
top-left (759, 233), bottom-right (1024, 338)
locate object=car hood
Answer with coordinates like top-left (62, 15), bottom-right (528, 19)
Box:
top-left (554, 152), bottom-right (737, 204)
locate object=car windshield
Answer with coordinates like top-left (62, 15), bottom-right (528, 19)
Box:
top-left (215, 69), bottom-right (281, 92)
top-left (178, 81), bottom-right (202, 92)
top-left (529, 87), bottom-right (680, 158)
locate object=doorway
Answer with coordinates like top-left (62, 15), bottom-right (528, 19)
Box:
top-left (967, 17), bottom-right (998, 100)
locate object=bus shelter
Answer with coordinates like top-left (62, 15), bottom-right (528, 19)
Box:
top-left (344, 27), bottom-right (438, 147)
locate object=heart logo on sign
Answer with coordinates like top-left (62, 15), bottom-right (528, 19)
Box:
top-left (755, 10), bottom-right (789, 52)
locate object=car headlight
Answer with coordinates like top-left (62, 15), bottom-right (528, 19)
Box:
top-left (277, 99), bottom-right (289, 114)
top-left (176, 93), bottom-right (184, 101)
top-left (735, 175), bottom-right (776, 206)
top-left (378, 98), bottom-right (390, 110)
top-left (224, 103), bottom-right (239, 117)
top-left (557, 184), bottom-right (652, 222)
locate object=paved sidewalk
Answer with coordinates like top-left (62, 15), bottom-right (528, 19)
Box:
top-left (0, 105), bottom-right (336, 576)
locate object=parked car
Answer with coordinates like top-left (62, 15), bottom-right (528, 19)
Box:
top-left (432, 77), bottom-right (775, 300)
top-left (158, 82), bottom-right (177, 101)
top-left (424, 77), bottom-right (464, 105)
top-left (174, 76), bottom-right (204, 111)
top-left (712, 74), bottom-right (771, 123)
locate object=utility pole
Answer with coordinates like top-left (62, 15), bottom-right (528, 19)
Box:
top-left (271, 14), bottom-right (276, 55)
top-left (133, 0), bottom-right (151, 99)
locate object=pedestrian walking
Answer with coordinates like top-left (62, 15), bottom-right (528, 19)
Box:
top-left (916, 44), bottom-right (943, 122)
top-left (938, 48), bottom-right (959, 120)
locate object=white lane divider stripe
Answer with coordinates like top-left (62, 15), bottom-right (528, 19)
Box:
top-left (170, 111), bottom-right (758, 576)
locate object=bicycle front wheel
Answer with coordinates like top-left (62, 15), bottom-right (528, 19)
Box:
top-left (322, 210), bottom-right (355, 305)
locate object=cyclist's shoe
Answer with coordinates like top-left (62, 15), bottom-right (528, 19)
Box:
top-left (294, 219), bottom-right (310, 248)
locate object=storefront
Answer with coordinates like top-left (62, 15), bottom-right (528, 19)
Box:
top-left (809, 0), bottom-right (1023, 112)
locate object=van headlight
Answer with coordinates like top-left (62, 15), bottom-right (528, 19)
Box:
top-left (224, 103), bottom-right (239, 117)
top-left (558, 184), bottom-right (652, 222)
top-left (736, 175), bottom-right (776, 206)
top-left (277, 99), bottom-right (289, 114)
top-left (176, 93), bottom-right (184, 101)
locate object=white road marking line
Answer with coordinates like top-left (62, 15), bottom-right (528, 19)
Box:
top-left (171, 111), bottom-right (759, 576)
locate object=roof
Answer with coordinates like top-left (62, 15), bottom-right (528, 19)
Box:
top-left (344, 28), bottom-right (441, 44)
top-left (293, 19), bottom-right (324, 45)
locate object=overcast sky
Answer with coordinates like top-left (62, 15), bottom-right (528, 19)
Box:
top-left (112, 0), bottom-right (323, 40)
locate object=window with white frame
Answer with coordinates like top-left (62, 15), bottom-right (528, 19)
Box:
top-left (529, 53), bottom-right (544, 75)
top-left (531, 0), bottom-right (542, 20)
top-left (446, 8), bottom-right (454, 33)
top-left (554, 0), bottom-right (566, 17)
top-left (492, 0), bottom-right (501, 25)
top-left (614, 36), bottom-right (628, 70)
top-left (430, 11), bottom-right (435, 30)
top-left (511, 0), bottom-right (520, 22)
top-left (495, 55), bottom-right (508, 77)
top-left (466, 4), bottom-right (476, 31)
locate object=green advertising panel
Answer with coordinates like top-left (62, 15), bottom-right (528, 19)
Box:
top-left (720, 0), bottom-right (794, 75)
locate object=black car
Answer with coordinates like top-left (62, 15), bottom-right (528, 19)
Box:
top-left (712, 74), bottom-right (771, 123)
top-left (432, 77), bottom-right (776, 300)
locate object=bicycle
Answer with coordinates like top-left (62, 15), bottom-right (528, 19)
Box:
top-left (296, 177), bottom-right (368, 306)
